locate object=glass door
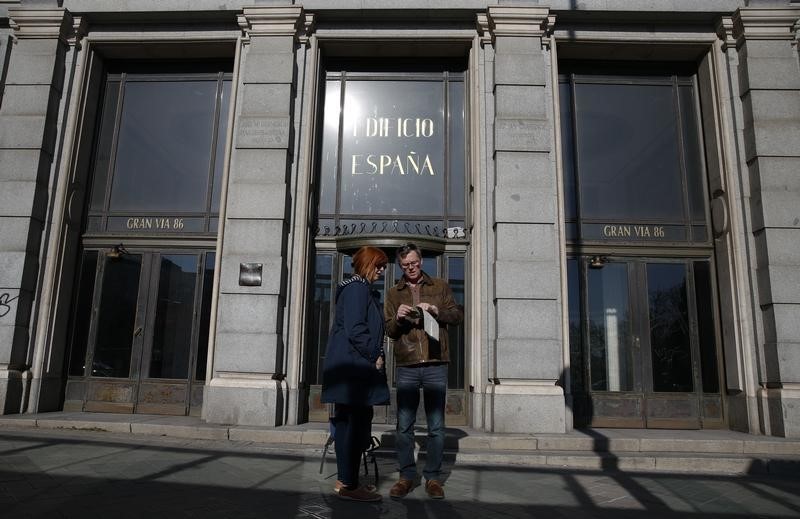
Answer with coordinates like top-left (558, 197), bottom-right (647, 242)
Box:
top-left (570, 257), bottom-right (722, 428)
top-left (67, 250), bottom-right (214, 415)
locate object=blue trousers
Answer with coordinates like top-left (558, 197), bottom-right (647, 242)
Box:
top-left (333, 404), bottom-right (373, 488)
top-left (395, 363), bottom-right (447, 481)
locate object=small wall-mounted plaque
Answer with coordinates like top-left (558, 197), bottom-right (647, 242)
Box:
top-left (239, 263), bottom-right (263, 287)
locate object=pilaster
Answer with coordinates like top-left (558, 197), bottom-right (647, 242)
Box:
top-left (484, 6), bottom-right (565, 434)
top-left (203, 6), bottom-right (307, 427)
top-left (0, 7), bottom-right (72, 414)
top-left (734, 7), bottom-right (800, 437)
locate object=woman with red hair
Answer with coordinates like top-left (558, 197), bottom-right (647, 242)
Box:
top-left (321, 246), bottom-right (390, 501)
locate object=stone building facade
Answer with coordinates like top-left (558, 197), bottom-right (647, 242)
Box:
top-left (1, 0), bottom-right (799, 437)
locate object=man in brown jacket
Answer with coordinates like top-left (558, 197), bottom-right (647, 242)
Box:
top-left (384, 243), bottom-right (463, 499)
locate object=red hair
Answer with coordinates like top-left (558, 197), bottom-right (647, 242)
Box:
top-left (351, 246), bottom-right (388, 279)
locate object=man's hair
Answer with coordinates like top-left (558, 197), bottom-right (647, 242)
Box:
top-left (352, 246), bottom-right (388, 279)
top-left (396, 242), bottom-right (422, 261)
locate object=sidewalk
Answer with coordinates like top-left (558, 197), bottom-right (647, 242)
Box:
top-left (1, 421), bottom-right (800, 519)
top-left (2, 411), bottom-right (800, 476)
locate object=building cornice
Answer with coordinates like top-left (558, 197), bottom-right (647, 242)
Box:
top-left (732, 7), bottom-right (800, 47)
top-left (486, 5), bottom-right (551, 41)
top-left (8, 7), bottom-right (73, 43)
top-left (237, 6), bottom-right (305, 41)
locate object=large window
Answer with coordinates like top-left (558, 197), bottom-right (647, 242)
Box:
top-left (86, 69), bottom-right (231, 235)
top-left (316, 69), bottom-right (466, 239)
top-left (560, 66), bottom-right (709, 244)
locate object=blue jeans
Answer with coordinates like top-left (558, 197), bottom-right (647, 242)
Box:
top-left (395, 363), bottom-right (447, 482)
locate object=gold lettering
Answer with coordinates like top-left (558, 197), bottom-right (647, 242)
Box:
top-left (351, 154), bottom-right (363, 175)
top-left (420, 154), bottom-right (435, 175)
top-left (366, 118), bottom-right (378, 137)
top-left (379, 155), bottom-right (392, 175)
top-left (407, 152), bottom-right (420, 174)
top-left (390, 155), bottom-right (405, 175)
top-left (421, 118), bottom-right (434, 137)
top-left (366, 155), bottom-right (378, 174)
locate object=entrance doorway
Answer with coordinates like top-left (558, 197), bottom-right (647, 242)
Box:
top-left (65, 250), bottom-right (215, 415)
top-left (306, 60), bottom-right (470, 425)
top-left (568, 257), bottom-right (722, 428)
top-left (63, 64), bottom-right (232, 415)
top-left (559, 63), bottom-right (724, 428)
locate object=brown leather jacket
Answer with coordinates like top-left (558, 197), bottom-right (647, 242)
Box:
top-left (384, 272), bottom-right (464, 367)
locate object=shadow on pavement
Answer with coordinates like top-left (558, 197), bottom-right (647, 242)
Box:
top-left (1, 429), bottom-right (800, 519)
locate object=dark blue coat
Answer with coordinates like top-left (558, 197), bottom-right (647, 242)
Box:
top-left (321, 275), bottom-right (390, 406)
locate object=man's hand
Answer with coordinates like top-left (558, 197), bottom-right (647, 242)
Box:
top-left (417, 302), bottom-right (438, 318)
top-left (376, 356), bottom-right (385, 371)
top-left (396, 303), bottom-right (416, 321)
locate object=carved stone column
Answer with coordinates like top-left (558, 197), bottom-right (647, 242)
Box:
top-left (0, 8), bottom-right (72, 414)
top-left (202, 6), bottom-right (305, 426)
top-left (483, 6), bottom-right (565, 433)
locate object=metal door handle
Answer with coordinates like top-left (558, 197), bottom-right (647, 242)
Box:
top-left (134, 326), bottom-right (143, 337)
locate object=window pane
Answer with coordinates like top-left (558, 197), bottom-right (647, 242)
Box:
top-left (319, 79), bottom-right (341, 216)
top-left (575, 82), bottom-right (684, 221)
top-left (109, 80), bottom-right (217, 212)
top-left (311, 254), bottom-right (334, 385)
top-left (210, 80), bottom-right (232, 213)
top-left (150, 254), bottom-right (198, 379)
top-left (560, 81), bottom-right (577, 221)
top-left (694, 261), bottom-right (719, 393)
top-left (448, 80), bottom-right (466, 217)
top-left (92, 254), bottom-right (142, 378)
top-left (340, 80), bottom-right (445, 216)
top-left (89, 81), bottom-right (120, 211)
top-left (447, 256), bottom-right (465, 389)
top-left (680, 85), bottom-right (707, 223)
top-left (647, 263), bottom-right (693, 392)
top-left (587, 263), bottom-right (633, 391)
top-left (68, 251), bottom-right (98, 376)
top-left (195, 252), bottom-right (215, 381)
top-left (567, 258), bottom-right (583, 393)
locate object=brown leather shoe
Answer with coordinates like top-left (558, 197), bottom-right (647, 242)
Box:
top-left (389, 478), bottom-right (414, 498)
top-left (425, 479), bottom-right (445, 499)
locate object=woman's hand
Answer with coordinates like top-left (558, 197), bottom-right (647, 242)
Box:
top-left (376, 356), bottom-right (385, 371)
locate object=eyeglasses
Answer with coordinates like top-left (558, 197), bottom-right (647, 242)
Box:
top-left (399, 260), bottom-right (420, 270)
top-left (376, 264), bottom-right (387, 271)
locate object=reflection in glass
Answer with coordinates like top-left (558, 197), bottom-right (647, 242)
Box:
top-left (92, 254), bottom-right (142, 378)
top-left (150, 254), bottom-right (198, 379)
top-left (448, 80), bottom-right (466, 217)
top-left (319, 80), bottom-right (341, 216)
top-left (566, 258), bottom-right (583, 393)
top-left (647, 263), bottom-right (692, 392)
top-left (195, 252), bottom-right (215, 382)
top-left (575, 82), bottom-right (684, 221)
top-left (448, 256), bottom-right (465, 389)
top-left (694, 261), bottom-right (719, 393)
top-left (560, 81), bottom-right (577, 221)
top-left (311, 254), bottom-right (333, 385)
top-left (681, 85), bottom-right (707, 223)
top-left (587, 263), bottom-right (632, 391)
top-left (340, 80), bottom-right (445, 216)
top-left (68, 251), bottom-right (98, 376)
top-left (90, 81), bottom-right (120, 211)
top-left (109, 80), bottom-right (217, 212)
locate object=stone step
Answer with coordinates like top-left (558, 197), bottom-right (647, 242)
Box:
top-left (2, 412), bottom-right (800, 478)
